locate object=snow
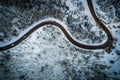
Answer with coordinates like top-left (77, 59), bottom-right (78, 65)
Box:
top-left (0, 18), bottom-right (67, 47)
top-left (65, 0), bottom-right (78, 11)
top-left (90, 0), bottom-right (120, 78)
top-left (0, 32), bottom-right (4, 37)
top-left (0, 16), bottom-right (108, 48)
top-left (0, 0), bottom-right (120, 79)
top-left (12, 18), bottom-right (19, 24)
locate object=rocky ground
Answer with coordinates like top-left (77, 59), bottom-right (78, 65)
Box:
top-left (0, 0), bottom-right (120, 80)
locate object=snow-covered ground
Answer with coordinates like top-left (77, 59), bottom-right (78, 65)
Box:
top-left (0, 0), bottom-right (120, 80)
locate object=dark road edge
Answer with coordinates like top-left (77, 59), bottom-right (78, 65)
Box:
top-left (0, 0), bottom-right (113, 51)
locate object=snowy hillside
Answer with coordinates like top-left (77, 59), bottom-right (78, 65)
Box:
top-left (0, 0), bottom-right (120, 80)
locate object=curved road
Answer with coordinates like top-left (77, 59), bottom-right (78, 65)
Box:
top-left (0, 0), bottom-right (113, 51)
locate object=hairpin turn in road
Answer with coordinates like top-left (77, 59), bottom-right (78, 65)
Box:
top-left (0, 0), bottom-right (113, 51)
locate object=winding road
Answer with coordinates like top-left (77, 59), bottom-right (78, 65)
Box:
top-left (0, 0), bottom-right (113, 51)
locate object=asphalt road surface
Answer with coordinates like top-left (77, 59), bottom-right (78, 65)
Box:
top-left (0, 0), bottom-right (113, 51)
